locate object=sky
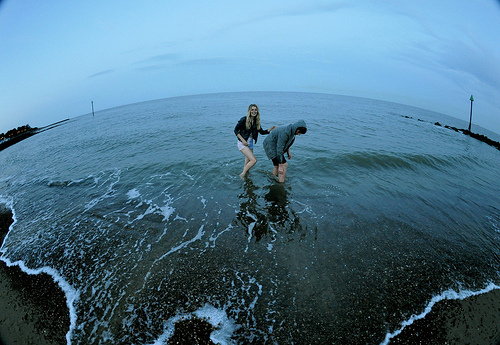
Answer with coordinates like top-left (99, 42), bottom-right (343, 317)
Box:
top-left (1, 0), bottom-right (500, 134)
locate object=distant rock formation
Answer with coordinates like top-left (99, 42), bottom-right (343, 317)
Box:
top-left (404, 116), bottom-right (500, 152)
top-left (0, 119), bottom-right (69, 152)
top-left (0, 125), bottom-right (38, 151)
top-left (434, 122), bottom-right (500, 151)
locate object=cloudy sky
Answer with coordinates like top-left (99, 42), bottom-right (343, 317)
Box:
top-left (1, 0), bottom-right (500, 134)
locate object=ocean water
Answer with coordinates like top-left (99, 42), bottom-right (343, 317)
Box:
top-left (0, 92), bottom-right (499, 344)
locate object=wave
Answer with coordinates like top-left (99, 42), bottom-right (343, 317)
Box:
top-left (0, 198), bottom-right (77, 345)
top-left (0, 196), bottom-right (16, 248)
top-left (1, 93), bottom-right (499, 344)
top-left (0, 256), bottom-right (79, 345)
top-left (313, 150), bottom-right (482, 174)
top-left (381, 283), bottom-right (500, 345)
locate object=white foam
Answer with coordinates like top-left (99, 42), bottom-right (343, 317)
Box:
top-left (195, 304), bottom-right (238, 344)
top-left (0, 197), bottom-right (79, 345)
top-left (83, 169), bottom-right (122, 212)
top-left (0, 195), bottom-right (16, 252)
top-left (208, 223), bottom-right (233, 248)
top-left (126, 188), bottom-right (175, 224)
top-left (127, 188), bottom-right (141, 199)
top-left (0, 257), bottom-right (80, 345)
top-left (199, 196), bottom-right (207, 209)
top-left (156, 225), bottom-right (205, 261)
top-left (149, 304), bottom-right (238, 345)
top-left (380, 282), bottom-right (500, 345)
top-left (160, 205), bottom-right (175, 221)
top-left (244, 211), bottom-right (257, 253)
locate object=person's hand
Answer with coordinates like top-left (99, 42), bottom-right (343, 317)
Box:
top-left (269, 126), bottom-right (277, 131)
top-left (287, 152), bottom-right (292, 159)
top-left (243, 140), bottom-right (248, 146)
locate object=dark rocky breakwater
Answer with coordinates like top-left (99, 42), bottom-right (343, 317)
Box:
top-left (403, 115), bottom-right (500, 151)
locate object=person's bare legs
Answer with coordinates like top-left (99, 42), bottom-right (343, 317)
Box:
top-left (272, 165), bottom-right (279, 177)
top-left (240, 147), bottom-right (257, 177)
top-left (272, 163), bottom-right (288, 182)
top-left (278, 162), bottom-right (288, 183)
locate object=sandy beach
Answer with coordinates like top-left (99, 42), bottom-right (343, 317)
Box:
top-left (0, 209), bottom-right (70, 345)
top-left (2, 204), bottom-right (500, 344)
top-left (390, 288), bottom-right (500, 345)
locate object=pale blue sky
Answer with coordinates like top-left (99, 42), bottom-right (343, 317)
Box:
top-left (1, 0), bottom-right (500, 134)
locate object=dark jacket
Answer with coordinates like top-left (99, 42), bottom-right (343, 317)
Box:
top-left (234, 116), bottom-right (270, 143)
top-left (263, 120), bottom-right (307, 164)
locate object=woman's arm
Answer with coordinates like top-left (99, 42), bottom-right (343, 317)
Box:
top-left (237, 133), bottom-right (248, 146)
top-left (234, 117), bottom-right (246, 137)
top-left (259, 125), bottom-right (276, 135)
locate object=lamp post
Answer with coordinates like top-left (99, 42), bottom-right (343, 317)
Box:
top-left (468, 95), bottom-right (474, 132)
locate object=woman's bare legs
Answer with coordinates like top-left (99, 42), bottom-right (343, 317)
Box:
top-left (240, 147), bottom-right (257, 177)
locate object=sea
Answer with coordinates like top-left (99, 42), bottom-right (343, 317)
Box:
top-left (0, 92), bottom-right (499, 345)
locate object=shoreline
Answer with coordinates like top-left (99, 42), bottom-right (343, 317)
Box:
top-left (388, 287), bottom-right (500, 344)
top-left (1, 206), bottom-right (500, 344)
top-left (0, 209), bottom-right (70, 345)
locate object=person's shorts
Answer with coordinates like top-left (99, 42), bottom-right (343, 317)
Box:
top-left (272, 156), bottom-right (286, 166)
top-left (237, 138), bottom-right (254, 150)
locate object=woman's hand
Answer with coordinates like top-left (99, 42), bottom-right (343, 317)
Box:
top-left (268, 126), bottom-right (276, 131)
top-left (237, 134), bottom-right (248, 146)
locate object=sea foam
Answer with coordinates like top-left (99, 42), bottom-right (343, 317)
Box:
top-left (149, 304), bottom-right (238, 345)
top-left (380, 282), bottom-right (500, 345)
top-left (0, 197), bottom-right (79, 345)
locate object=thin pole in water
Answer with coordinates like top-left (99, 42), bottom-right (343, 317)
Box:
top-left (91, 101), bottom-right (95, 117)
top-left (468, 95), bottom-right (474, 131)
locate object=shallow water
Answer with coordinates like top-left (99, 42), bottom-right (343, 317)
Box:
top-left (1, 92), bottom-right (499, 344)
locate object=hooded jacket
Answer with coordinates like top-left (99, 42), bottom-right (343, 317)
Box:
top-left (234, 116), bottom-right (271, 143)
top-left (263, 120), bottom-right (306, 164)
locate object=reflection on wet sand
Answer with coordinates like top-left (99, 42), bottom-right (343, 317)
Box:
top-left (236, 178), bottom-right (301, 243)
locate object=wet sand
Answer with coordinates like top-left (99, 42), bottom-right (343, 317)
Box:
top-left (168, 317), bottom-right (217, 345)
top-left (390, 289), bottom-right (500, 345)
top-left (1, 206), bottom-right (500, 345)
top-left (0, 209), bottom-right (70, 345)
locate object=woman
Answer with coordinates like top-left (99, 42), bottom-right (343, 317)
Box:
top-left (234, 104), bottom-right (276, 177)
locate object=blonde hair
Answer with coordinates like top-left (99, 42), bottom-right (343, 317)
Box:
top-left (246, 104), bottom-right (261, 130)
